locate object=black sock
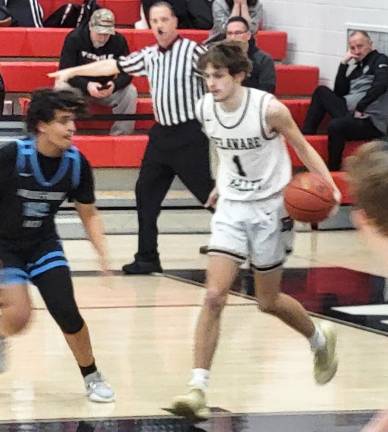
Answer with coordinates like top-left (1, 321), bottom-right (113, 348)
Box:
top-left (79, 361), bottom-right (97, 378)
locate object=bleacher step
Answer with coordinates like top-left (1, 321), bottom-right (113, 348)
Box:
top-left (56, 209), bottom-right (212, 239)
top-left (56, 206), bottom-right (354, 239)
top-left (94, 168), bottom-right (188, 191)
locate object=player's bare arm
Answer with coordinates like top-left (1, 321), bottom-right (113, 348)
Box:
top-left (205, 142), bottom-right (219, 208)
top-left (48, 59), bottom-right (119, 85)
top-left (75, 202), bottom-right (110, 274)
top-left (266, 98), bottom-right (341, 201)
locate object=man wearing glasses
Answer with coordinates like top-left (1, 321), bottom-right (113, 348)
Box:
top-left (226, 16), bottom-right (276, 93)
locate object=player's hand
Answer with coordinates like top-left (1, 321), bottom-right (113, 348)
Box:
top-left (329, 187), bottom-right (342, 217)
top-left (205, 187), bottom-right (219, 209)
top-left (99, 254), bottom-right (112, 277)
top-left (333, 187), bottom-right (341, 204)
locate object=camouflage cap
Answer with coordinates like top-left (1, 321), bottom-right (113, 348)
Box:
top-left (90, 9), bottom-right (115, 35)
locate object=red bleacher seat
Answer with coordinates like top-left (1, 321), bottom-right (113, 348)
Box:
top-left (39, 0), bottom-right (141, 26)
top-left (0, 61), bottom-right (318, 97)
top-left (71, 134), bottom-right (355, 204)
top-left (80, 98), bottom-right (308, 131)
top-left (73, 135), bottom-right (148, 167)
top-left (0, 28), bottom-right (287, 61)
top-left (287, 135), bottom-right (364, 168)
top-left (276, 65), bottom-right (319, 96)
top-left (129, 65), bottom-right (319, 96)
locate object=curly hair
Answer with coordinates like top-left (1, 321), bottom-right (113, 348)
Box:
top-left (26, 88), bottom-right (87, 134)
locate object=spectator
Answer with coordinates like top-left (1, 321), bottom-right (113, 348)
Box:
top-left (141, 0), bottom-right (192, 28)
top-left (226, 16), bottom-right (275, 93)
top-left (58, 8), bottom-right (137, 135)
top-left (50, 1), bottom-right (214, 275)
top-left (212, 0), bottom-right (263, 36)
top-left (302, 30), bottom-right (388, 170)
top-left (141, 0), bottom-right (213, 29)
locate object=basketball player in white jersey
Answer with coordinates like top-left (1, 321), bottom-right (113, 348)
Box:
top-left (170, 42), bottom-right (342, 420)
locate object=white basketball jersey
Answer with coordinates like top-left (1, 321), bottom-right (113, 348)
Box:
top-left (197, 88), bottom-right (291, 201)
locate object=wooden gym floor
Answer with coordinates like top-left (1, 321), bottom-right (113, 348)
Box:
top-left (0, 231), bottom-right (387, 431)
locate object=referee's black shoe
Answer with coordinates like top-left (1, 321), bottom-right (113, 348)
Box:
top-left (122, 259), bottom-right (163, 275)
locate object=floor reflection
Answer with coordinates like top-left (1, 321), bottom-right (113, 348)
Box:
top-left (0, 411), bottom-right (375, 432)
top-left (166, 267), bottom-right (388, 334)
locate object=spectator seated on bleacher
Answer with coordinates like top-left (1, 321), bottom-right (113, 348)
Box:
top-left (225, 16), bottom-right (275, 93)
top-left (57, 8), bottom-right (137, 135)
top-left (302, 30), bottom-right (388, 171)
top-left (211, 0), bottom-right (262, 36)
top-left (0, 0), bottom-right (43, 27)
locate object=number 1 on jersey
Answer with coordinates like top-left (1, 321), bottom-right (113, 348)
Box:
top-left (232, 155), bottom-right (247, 177)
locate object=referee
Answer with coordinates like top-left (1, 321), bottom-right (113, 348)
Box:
top-left (50, 1), bottom-right (213, 274)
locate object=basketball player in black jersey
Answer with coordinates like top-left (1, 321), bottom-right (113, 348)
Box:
top-left (0, 89), bottom-right (114, 403)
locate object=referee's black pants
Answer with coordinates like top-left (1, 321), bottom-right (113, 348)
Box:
top-left (135, 120), bottom-right (214, 263)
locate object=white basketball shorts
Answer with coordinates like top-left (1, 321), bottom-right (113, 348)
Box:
top-left (208, 194), bottom-right (294, 272)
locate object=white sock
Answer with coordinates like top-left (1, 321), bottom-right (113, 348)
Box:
top-left (189, 368), bottom-right (209, 391)
top-left (309, 326), bottom-right (326, 351)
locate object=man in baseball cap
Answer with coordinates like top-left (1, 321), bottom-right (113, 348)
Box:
top-left (57, 7), bottom-right (137, 135)
top-left (89, 8), bottom-right (115, 36)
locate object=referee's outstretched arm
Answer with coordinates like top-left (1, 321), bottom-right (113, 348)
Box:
top-left (49, 59), bottom-right (119, 86)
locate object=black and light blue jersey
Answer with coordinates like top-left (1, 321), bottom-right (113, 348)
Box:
top-left (0, 138), bottom-right (94, 241)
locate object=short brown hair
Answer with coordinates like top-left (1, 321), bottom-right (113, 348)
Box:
top-left (346, 141), bottom-right (388, 235)
top-left (198, 41), bottom-right (252, 77)
top-left (149, 1), bottom-right (176, 17)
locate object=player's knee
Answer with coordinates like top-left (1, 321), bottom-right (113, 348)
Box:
top-left (52, 307), bottom-right (84, 334)
top-left (204, 288), bottom-right (227, 312)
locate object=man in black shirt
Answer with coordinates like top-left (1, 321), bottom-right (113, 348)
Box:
top-left (58, 8), bottom-right (137, 135)
top-left (0, 88), bottom-right (114, 403)
top-left (225, 16), bottom-right (276, 93)
top-left (302, 30), bottom-right (388, 170)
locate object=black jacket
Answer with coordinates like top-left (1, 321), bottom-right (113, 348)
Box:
top-left (59, 25), bottom-right (132, 95)
top-left (334, 49), bottom-right (388, 113)
top-left (244, 39), bottom-right (276, 94)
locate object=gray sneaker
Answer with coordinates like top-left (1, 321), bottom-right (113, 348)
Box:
top-left (0, 336), bottom-right (6, 373)
top-left (84, 371), bottom-right (115, 403)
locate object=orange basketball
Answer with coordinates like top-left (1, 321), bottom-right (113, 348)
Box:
top-left (284, 173), bottom-right (336, 223)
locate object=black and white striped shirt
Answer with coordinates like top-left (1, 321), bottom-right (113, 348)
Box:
top-left (117, 37), bottom-right (206, 126)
